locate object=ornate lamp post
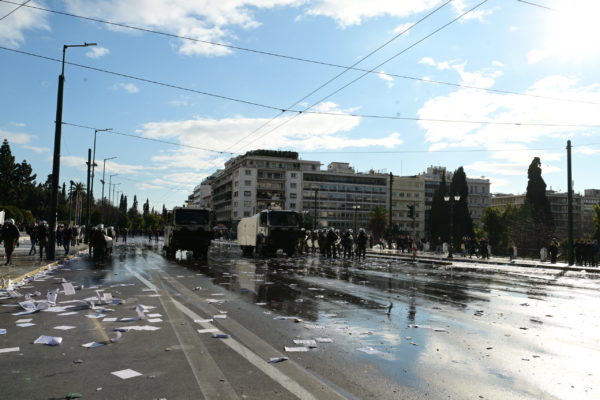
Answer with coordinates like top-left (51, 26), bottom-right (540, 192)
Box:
top-left (443, 194), bottom-right (461, 259)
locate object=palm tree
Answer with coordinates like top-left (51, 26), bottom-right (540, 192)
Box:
top-left (368, 205), bottom-right (388, 240)
top-left (71, 182), bottom-right (85, 225)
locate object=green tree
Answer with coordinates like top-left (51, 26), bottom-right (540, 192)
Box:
top-left (143, 198), bottom-right (150, 217)
top-left (128, 195), bottom-right (139, 219)
top-left (368, 205), bottom-right (387, 240)
top-left (449, 166), bottom-right (474, 245)
top-left (593, 204), bottom-right (600, 240)
top-left (0, 139), bottom-right (17, 205)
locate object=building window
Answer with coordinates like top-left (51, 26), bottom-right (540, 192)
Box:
top-left (233, 201), bottom-right (238, 207)
top-left (233, 211), bottom-right (238, 218)
top-left (244, 180), bottom-right (252, 186)
top-left (244, 191), bottom-right (251, 197)
top-left (289, 203), bottom-right (296, 208)
top-left (245, 169), bottom-right (252, 175)
top-left (244, 201), bottom-right (251, 207)
top-left (244, 211), bottom-right (251, 217)
top-left (290, 193), bottom-right (297, 199)
top-left (291, 172), bottom-right (297, 178)
top-left (290, 183), bottom-right (297, 189)
top-left (234, 191), bottom-right (238, 197)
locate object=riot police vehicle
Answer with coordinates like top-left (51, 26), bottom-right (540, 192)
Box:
top-left (163, 207), bottom-right (212, 259)
top-left (238, 210), bottom-right (302, 256)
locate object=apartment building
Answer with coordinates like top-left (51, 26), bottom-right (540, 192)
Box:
top-left (389, 175), bottom-right (425, 238)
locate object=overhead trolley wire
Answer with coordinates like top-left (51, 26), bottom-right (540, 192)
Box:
top-left (229, 0), bottom-right (494, 152)
top-left (0, 0), bottom-right (29, 21)
top-left (3, 46), bottom-right (600, 130)
top-left (222, 0), bottom-right (453, 152)
top-left (0, 0), bottom-right (596, 106)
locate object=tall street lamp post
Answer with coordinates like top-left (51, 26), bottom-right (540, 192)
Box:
top-left (101, 156), bottom-right (116, 206)
top-left (313, 188), bottom-right (319, 230)
top-left (108, 173), bottom-right (119, 205)
top-left (90, 128), bottom-right (112, 206)
top-left (113, 183), bottom-right (122, 209)
top-left (443, 194), bottom-right (461, 259)
top-left (48, 42), bottom-right (96, 260)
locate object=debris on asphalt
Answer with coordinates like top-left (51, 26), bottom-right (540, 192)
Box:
top-left (0, 347), bottom-right (20, 353)
top-left (315, 337), bottom-right (333, 343)
top-left (357, 346), bottom-right (384, 355)
top-left (61, 283), bottom-right (76, 296)
top-left (53, 325), bottom-right (76, 330)
top-left (212, 333), bottom-right (229, 338)
top-left (65, 392), bottom-right (83, 399)
top-left (0, 329), bottom-right (5, 335)
top-left (115, 325), bottom-right (160, 331)
top-left (284, 346), bottom-right (309, 352)
top-left (148, 318), bottom-right (163, 323)
top-left (16, 322), bottom-right (35, 327)
top-left (81, 341), bottom-right (106, 348)
top-left (197, 328), bottom-right (219, 333)
top-left (33, 335), bottom-right (62, 346)
top-left (194, 319), bottom-right (213, 323)
top-left (268, 357), bottom-right (288, 363)
top-left (293, 339), bottom-right (317, 346)
top-left (111, 368), bottom-right (143, 379)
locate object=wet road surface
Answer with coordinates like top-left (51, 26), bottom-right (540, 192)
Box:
top-left (1, 238), bottom-right (599, 399)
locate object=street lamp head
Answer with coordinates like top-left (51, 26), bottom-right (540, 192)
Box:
top-left (454, 194), bottom-right (461, 201)
top-left (444, 195), bottom-right (450, 202)
top-left (84, 42), bottom-right (97, 47)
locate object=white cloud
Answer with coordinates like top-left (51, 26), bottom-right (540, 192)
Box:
top-left (0, 130), bottom-right (33, 145)
top-left (417, 67), bottom-right (600, 176)
top-left (451, 0), bottom-right (496, 22)
top-left (0, 1), bottom-right (49, 47)
top-left (86, 46), bottom-right (110, 59)
top-left (574, 146), bottom-right (600, 155)
top-left (377, 70), bottom-right (394, 87)
top-left (509, 25), bottom-right (518, 32)
top-left (112, 82), bottom-right (140, 93)
top-left (10, 122), bottom-right (26, 127)
top-left (138, 101), bottom-right (402, 169)
top-left (419, 57), bottom-right (503, 88)
top-left (64, 0), bottom-right (302, 56)
top-left (392, 22), bottom-right (414, 35)
top-left (23, 145), bottom-right (49, 154)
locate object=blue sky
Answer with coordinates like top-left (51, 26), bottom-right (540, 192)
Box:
top-left (1, 0), bottom-right (599, 211)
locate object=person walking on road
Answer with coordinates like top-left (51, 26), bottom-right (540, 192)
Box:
top-left (37, 222), bottom-right (48, 260)
top-left (27, 222), bottom-right (37, 255)
top-left (62, 226), bottom-right (72, 255)
top-left (549, 240), bottom-right (559, 264)
top-left (1, 219), bottom-right (21, 265)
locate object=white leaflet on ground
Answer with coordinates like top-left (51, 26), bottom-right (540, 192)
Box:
top-left (111, 368), bottom-right (143, 379)
top-left (62, 283), bottom-right (76, 296)
top-left (213, 314), bottom-right (227, 319)
top-left (147, 313), bottom-right (162, 318)
top-left (0, 329), bottom-right (6, 335)
top-left (110, 331), bottom-right (122, 343)
top-left (47, 289), bottom-right (59, 304)
top-left (15, 319), bottom-right (32, 323)
top-left (284, 346), bottom-right (309, 352)
top-left (273, 316), bottom-right (299, 320)
top-left (135, 304), bottom-right (146, 320)
top-left (268, 357), bottom-right (288, 363)
top-left (207, 299), bottom-right (224, 304)
top-left (16, 323), bottom-right (35, 327)
top-left (119, 317), bottom-right (139, 322)
top-left (147, 318), bottom-right (163, 323)
top-left (197, 328), bottom-right (219, 333)
top-left (0, 347), bottom-right (20, 353)
top-left (293, 340), bottom-right (317, 346)
top-left (33, 335), bottom-right (62, 346)
top-left (42, 306), bottom-right (70, 313)
top-left (315, 337), bottom-right (334, 343)
top-left (303, 324), bottom-right (325, 329)
top-left (255, 302), bottom-right (267, 306)
top-left (321, 314), bottom-right (338, 317)
top-left (57, 311), bottom-right (78, 316)
top-left (210, 293), bottom-right (225, 296)
top-left (102, 317), bottom-right (117, 322)
top-left (194, 319), bottom-right (213, 323)
top-left (116, 325), bottom-right (160, 331)
top-left (103, 293), bottom-right (113, 303)
top-left (53, 325), bottom-right (76, 330)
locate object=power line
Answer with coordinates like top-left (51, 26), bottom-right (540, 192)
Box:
top-left (3, 47), bottom-right (600, 129)
top-left (0, 0), bottom-right (29, 21)
top-left (229, 0), bottom-right (494, 152)
top-left (516, 0), bottom-right (558, 12)
top-left (1, 0), bottom-right (595, 107)
top-left (222, 0), bottom-right (452, 152)
top-left (62, 121), bottom-right (238, 155)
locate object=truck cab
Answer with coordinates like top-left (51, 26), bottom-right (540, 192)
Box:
top-left (163, 207), bottom-right (212, 260)
top-left (237, 210), bottom-right (302, 256)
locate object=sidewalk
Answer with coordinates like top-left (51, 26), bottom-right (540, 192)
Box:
top-left (0, 235), bottom-right (88, 288)
top-left (367, 247), bottom-right (600, 273)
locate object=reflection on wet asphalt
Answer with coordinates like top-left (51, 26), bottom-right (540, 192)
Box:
top-left (142, 240), bottom-right (600, 400)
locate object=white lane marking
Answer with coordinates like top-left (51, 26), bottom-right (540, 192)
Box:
top-left (125, 265), bottom-right (321, 400)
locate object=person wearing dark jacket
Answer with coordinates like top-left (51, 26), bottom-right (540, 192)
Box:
top-left (1, 219), bottom-right (20, 265)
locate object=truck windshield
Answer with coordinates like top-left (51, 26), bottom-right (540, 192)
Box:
top-left (268, 211), bottom-right (299, 227)
top-left (175, 209), bottom-right (209, 225)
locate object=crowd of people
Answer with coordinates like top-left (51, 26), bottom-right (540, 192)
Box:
top-left (298, 228), bottom-right (370, 259)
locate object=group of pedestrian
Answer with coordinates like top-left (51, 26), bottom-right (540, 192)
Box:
top-left (574, 239), bottom-right (600, 267)
top-left (302, 228), bottom-right (370, 259)
top-left (460, 237), bottom-right (490, 259)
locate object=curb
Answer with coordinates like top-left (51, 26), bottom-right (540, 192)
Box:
top-left (1, 248), bottom-right (89, 289)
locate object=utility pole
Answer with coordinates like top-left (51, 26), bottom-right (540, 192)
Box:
top-left (567, 140), bottom-right (574, 265)
top-left (388, 172), bottom-right (393, 232)
top-left (313, 188), bottom-right (319, 230)
top-left (85, 148), bottom-right (92, 243)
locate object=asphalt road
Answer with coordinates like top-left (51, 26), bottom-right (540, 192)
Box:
top-left (1, 238), bottom-right (599, 400)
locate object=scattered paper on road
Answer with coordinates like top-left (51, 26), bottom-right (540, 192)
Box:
top-left (0, 329), bottom-right (6, 335)
top-left (58, 311), bottom-right (78, 316)
top-left (81, 341), bottom-right (106, 349)
top-left (62, 283), bottom-right (76, 296)
top-left (197, 328), bottom-right (219, 334)
top-left (194, 319), bottom-right (213, 323)
top-left (284, 346), bottom-right (309, 352)
top-left (85, 313), bottom-right (106, 319)
top-left (147, 313), bottom-right (162, 318)
top-left (53, 326), bottom-right (76, 330)
top-left (315, 337), bottom-right (334, 343)
top-left (212, 333), bottom-right (229, 338)
top-left (148, 318), bottom-right (163, 323)
top-left (33, 335), bottom-right (63, 346)
top-left (268, 357), bottom-right (288, 363)
top-left (111, 369), bottom-right (142, 379)
top-left (0, 347), bottom-right (20, 353)
top-left (213, 314), bottom-right (227, 319)
top-left (116, 326), bottom-right (160, 331)
top-left (15, 319), bottom-right (32, 323)
top-left (293, 340), bottom-right (317, 346)
top-left (16, 323), bottom-right (35, 328)
top-left (102, 317), bottom-right (117, 322)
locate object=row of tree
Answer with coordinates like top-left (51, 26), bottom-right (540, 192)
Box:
top-left (0, 139), bottom-right (165, 231)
